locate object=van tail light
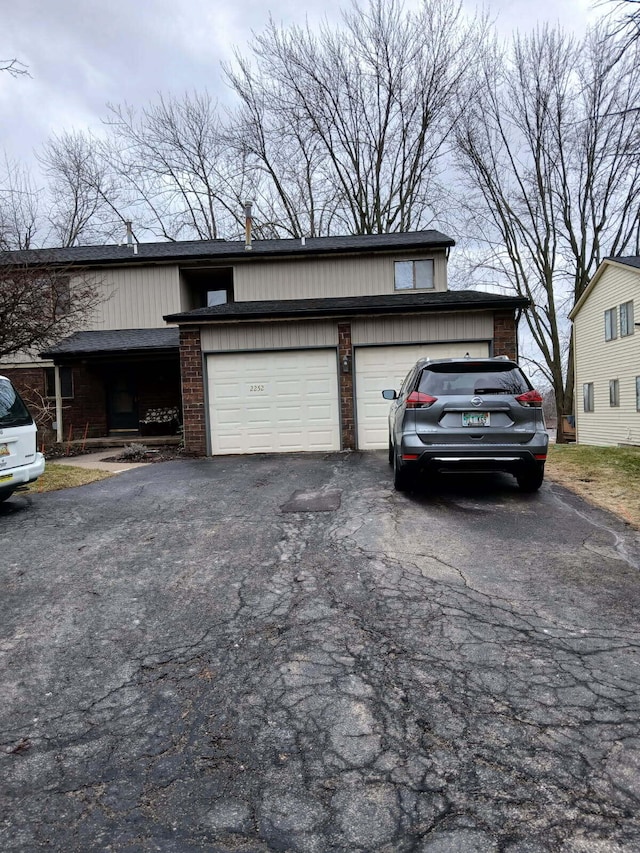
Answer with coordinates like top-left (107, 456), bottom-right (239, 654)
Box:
top-left (406, 391), bottom-right (438, 409)
top-left (515, 390), bottom-right (543, 408)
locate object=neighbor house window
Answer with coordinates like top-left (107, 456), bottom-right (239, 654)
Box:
top-left (394, 260), bottom-right (434, 291)
top-left (583, 382), bottom-right (594, 412)
top-left (604, 308), bottom-right (617, 341)
top-left (45, 366), bottom-right (74, 399)
top-left (620, 300), bottom-right (634, 337)
top-left (609, 379), bottom-right (620, 407)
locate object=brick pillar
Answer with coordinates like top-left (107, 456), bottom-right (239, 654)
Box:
top-left (493, 310), bottom-right (518, 360)
top-left (338, 322), bottom-right (356, 450)
top-left (179, 327), bottom-right (207, 455)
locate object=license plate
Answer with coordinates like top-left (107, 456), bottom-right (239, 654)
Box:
top-left (462, 412), bottom-right (490, 427)
top-left (0, 473), bottom-right (13, 483)
top-left (0, 444), bottom-right (9, 457)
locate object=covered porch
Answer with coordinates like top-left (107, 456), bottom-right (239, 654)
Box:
top-left (41, 328), bottom-right (182, 444)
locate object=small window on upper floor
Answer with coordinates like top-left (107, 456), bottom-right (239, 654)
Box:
top-left (620, 300), bottom-right (634, 337)
top-left (583, 382), bottom-right (594, 412)
top-left (605, 308), bottom-right (617, 341)
top-left (394, 260), bottom-right (434, 291)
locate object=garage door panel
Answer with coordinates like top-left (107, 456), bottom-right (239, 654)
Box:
top-left (207, 350), bottom-right (340, 454)
top-left (355, 342), bottom-right (490, 450)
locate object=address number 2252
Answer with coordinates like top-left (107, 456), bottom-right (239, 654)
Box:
top-left (249, 384), bottom-right (265, 392)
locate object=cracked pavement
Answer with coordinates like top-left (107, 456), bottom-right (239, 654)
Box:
top-left (2, 451), bottom-right (640, 851)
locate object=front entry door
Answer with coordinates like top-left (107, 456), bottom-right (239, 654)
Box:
top-left (107, 374), bottom-right (139, 431)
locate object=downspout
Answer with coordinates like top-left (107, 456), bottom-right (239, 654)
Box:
top-left (54, 365), bottom-right (63, 443)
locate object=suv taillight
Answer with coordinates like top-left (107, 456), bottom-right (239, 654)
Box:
top-left (515, 389), bottom-right (543, 407)
top-left (406, 391), bottom-right (438, 409)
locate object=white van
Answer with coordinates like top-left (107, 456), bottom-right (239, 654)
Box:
top-left (0, 375), bottom-right (46, 502)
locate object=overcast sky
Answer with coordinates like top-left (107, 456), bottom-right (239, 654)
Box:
top-left (1, 0), bottom-right (603, 169)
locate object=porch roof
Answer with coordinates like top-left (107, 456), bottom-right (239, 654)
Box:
top-left (40, 327), bottom-right (180, 359)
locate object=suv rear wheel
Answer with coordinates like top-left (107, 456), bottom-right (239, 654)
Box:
top-left (516, 462), bottom-right (545, 492)
top-left (393, 446), bottom-right (412, 492)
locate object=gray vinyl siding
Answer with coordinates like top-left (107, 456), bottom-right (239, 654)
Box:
top-left (351, 312), bottom-right (493, 345)
top-left (200, 321), bottom-right (338, 353)
top-left (234, 251), bottom-right (448, 302)
top-left (79, 265), bottom-right (181, 331)
top-left (573, 264), bottom-right (640, 446)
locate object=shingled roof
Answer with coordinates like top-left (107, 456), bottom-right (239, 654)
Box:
top-left (1, 231), bottom-right (455, 268)
top-left (40, 328), bottom-right (179, 358)
top-left (610, 256), bottom-right (640, 270)
top-left (165, 289), bottom-right (528, 324)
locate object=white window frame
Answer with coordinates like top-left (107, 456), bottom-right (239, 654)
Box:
top-left (45, 366), bottom-right (74, 399)
top-left (583, 382), bottom-right (594, 412)
top-left (620, 301), bottom-right (634, 337)
top-left (394, 259), bottom-right (435, 291)
top-left (609, 378), bottom-right (620, 407)
top-left (604, 308), bottom-right (617, 341)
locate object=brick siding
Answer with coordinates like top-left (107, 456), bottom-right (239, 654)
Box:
top-left (337, 322), bottom-right (355, 450)
top-left (493, 310), bottom-right (518, 360)
top-left (179, 328), bottom-right (207, 455)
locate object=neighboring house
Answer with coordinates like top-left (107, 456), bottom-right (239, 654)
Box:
top-left (569, 256), bottom-right (640, 446)
top-left (0, 230), bottom-right (528, 455)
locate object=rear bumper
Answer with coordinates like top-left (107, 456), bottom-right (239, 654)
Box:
top-left (0, 453), bottom-right (45, 492)
top-left (399, 434), bottom-right (548, 473)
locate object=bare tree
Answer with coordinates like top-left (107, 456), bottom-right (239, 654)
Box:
top-left (38, 130), bottom-right (124, 247)
top-left (604, 0), bottom-right (640, 52)
top-left (0, 260), bottom-right (103, 358)
top-left (102, 93), bottom-right (246, 241)
top-left (0, 59), bottom-right (28, 76)
top-left (226, 0), bottom-right (485, 236)
top-left (0, 156), bottom-right (41, 249)
top-left (455, 24), bottom-right (640, 439)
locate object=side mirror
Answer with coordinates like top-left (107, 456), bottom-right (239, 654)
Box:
top-left (382, 389), bottom-right (397, 400)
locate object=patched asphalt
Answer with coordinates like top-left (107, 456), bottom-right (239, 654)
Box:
top-left (2, 452), bottom-right (640, 851)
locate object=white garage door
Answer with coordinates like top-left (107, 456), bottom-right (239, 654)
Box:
top-left (355, 342), bottom-right (490, 450)
top-left (207, 349), bottom-right (340, 454)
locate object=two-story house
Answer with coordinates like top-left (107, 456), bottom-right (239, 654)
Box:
top-left (0, 230), bottom-right (528, 456)
top-left (569, 256), bottom-right (640, 446)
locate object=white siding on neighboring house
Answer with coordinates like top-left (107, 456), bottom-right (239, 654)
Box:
top-left (573, 262), bottom-right (640, 446)
top-left (233, 251), bottom-right (448, 302)
top-left (79, 264), bottom-right (181, 331)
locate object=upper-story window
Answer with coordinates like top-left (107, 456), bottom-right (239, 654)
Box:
top-left (604, 307), bottom-right (617, 341)
top-left (620, 300), bottom-right (634, 337)
top-left (394, 259), bottom-right (434, 291)
top-left (583, 382), bottom-right (594, 412)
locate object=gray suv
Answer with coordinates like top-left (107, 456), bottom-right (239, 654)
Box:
top-left (383, 357), bottom-right (548, 492)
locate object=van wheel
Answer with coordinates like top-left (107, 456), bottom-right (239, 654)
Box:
top-left (388, 436), bottom-right (394, 465)
top-left (517, 463), bottom-right (544, 492)
top-left (393, 448), bottom-right (412, 492)
top-left (0, 489), bottom-right (15, 503)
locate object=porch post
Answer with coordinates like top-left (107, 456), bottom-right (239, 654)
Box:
top-left (54, 365), bottom-right (63, 443)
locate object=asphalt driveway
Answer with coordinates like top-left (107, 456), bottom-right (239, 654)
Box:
top-left (2, 452), bottom-right (640, 852)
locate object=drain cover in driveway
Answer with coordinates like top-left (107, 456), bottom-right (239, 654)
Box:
top-left (280, 488), bottom-right (342, 513)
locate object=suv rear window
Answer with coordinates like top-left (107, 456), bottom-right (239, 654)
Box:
top-left (0, 379), bottom-right (33, 427)
top-left (417, 363), bottom-right (531, 397)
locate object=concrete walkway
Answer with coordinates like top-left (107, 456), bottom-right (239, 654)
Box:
top-left (50, 450), bottom-right (151, 474)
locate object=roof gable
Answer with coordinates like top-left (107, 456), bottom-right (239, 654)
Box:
top-left (569, 257), bottom-right (640, 320)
